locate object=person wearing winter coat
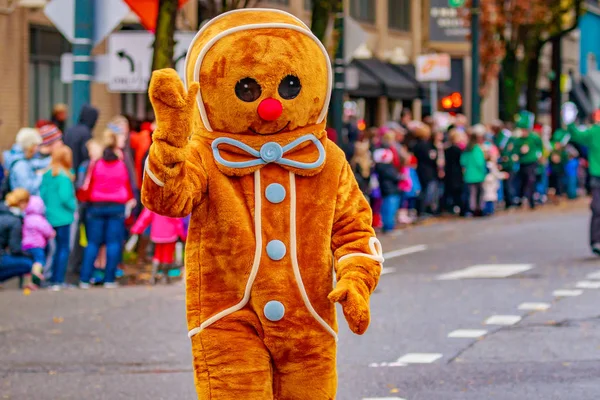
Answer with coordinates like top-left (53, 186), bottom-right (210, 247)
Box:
top-left (374, 148), bottom-right (401, 233)
top-left (514, 111), bottom-right (542, 209)
top-left (21, 195), bottom-right (55, 269)
top-left (350, 141), bottom-right (372, 198)
top-left (412, 123), bottom-right (439, 216)
top-left (63, 104), bottom-right (99, 174)
top-left (444, 129), bottom-right (465, 214)
top-left (461, 126), bottom-right (487, 216)
top-left (0, 189), bottom-right (43, 286)
top-left (40, 145), bottom-right (77, 289)
top-left (78, 129), bottom-right (135, 288)
top-left (2, 128), bottom-right (44, 196)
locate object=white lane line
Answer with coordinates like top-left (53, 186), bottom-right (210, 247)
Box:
top-left (437, 264), bottom-right (533, 280)
top-left (396, 353), bottom-right (443, 364)
top-left (369, 361), bottom-right (406, 368)
top-left (448, 329), bottom-right (488, 338)
top-left (576, 281), bottom-right (600, 289)
top-left (518, 302), bottom-right (551, 311)
top-left (553, 289), bottom-right (583, 297)
top-left (586, 271), bottom-right (600, 280)
top-left (383, 245), bottom-right (427, 260)
top-left (363, 398), bottom-right (406, 400)
top-left (484, 315), bottom-right (522, 325)
top-left (381, 267), bottom-right (397, 275)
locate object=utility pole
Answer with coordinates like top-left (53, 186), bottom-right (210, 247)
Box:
top-left (71, 0), bottom-right (94, 126)
top-left (470, 0), bottom-right (480, 125)
top-left (550, 37), bottom-right (562, 132)
top-left (331, 1), bottom-right (345, 148)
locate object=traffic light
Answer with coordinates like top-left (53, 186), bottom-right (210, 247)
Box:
top-left (441, 92), bottom-right (463, 111)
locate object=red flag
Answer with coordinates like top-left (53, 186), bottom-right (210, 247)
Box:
top-left (124, 0), bottom-right (189, 32)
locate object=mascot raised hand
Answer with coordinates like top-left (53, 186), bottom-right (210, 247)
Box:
top-left (142, 8), bottom-right (383, 399)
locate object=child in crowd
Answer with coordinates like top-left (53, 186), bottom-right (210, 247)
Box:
top-left (403, 154), bottom-right (421, 222)
top-left (21, 196), bottom-right (55, 275)
top-left (350, 141), bottom-right (372, 199)
top-left (482, 150), bottom-right (508, 216)
top-left (40, 145), bottom-right (77, 290)
top-left (374, 148), bottom-right (401, 233)
top-left (129, 209), bottom-right (186, 284)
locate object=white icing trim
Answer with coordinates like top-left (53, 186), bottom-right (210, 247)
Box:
top-left (188, 171), bottom-right (263, 338)
top-left (337, 237), bottom-right (385, 265)
top-left (144, 158), bottom-right (165, 187)
top-left (289, 172), bottom-right (338, 341)
top-left (184, 8), bottom-right (308, 89)
top-left (190, 22), bottom-right (332, 132)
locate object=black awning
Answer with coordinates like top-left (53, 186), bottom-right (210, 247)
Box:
top-left (389, 64), bottom-right (453, 98)
top-left (353, 58), bottom-right (419, 100)
top-left (346, 61), bottom-right (384, 98)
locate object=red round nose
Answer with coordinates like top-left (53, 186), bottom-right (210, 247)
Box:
top-left (257, 98), bottom-right (283, 121)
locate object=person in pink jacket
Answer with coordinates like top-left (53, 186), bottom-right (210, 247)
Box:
top-left (129, 208), bottom-right (186, 283)
top-left (22, 196), bottom-right (55, 268)
top-left (78, 129), bottom-right (135, 289)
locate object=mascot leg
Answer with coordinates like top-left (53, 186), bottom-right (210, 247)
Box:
top-left (192, 319), bottom-right (274, 399)
top-left (271, 335), bottom-right (337, 400)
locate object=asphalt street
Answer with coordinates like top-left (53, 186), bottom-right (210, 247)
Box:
top-left (2, 201), bottom-right (600, 399)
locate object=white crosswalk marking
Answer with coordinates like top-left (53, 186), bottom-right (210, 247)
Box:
top-left (484, 315), bottom-right (522, 325)
top-left (396, 353), bottom-right (443, 364)
top-left (576, 281), bottom-right (600, 289)
top-left (448, 329), bottom-right (488, 338)
top-left (518, 302), bottom-right (551, 311)
top-left (586, 271), bottom-right (600, 280)
top-left (437, 264), bottom-right (533, 280)
top-left (382, 245), bottom-right (427, 260)
top-left (553, 289), bottom-right (583, 297)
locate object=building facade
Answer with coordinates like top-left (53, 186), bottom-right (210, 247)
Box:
top-left (0, 0), bottom-right (497, 151)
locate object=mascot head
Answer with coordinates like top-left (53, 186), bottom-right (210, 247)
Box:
top-left (184, 9), bottom-right (332, 138)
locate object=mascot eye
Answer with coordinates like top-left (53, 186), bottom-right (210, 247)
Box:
top-left (235, 78), bottom-right (262, 102)
top-left (278, 75), bottom-right (302, 100)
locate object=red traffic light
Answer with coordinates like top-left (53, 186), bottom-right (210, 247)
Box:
top-left (451, 92), bottom-right (462, 107)
top-left (441, 97), bottom-right (453, 109)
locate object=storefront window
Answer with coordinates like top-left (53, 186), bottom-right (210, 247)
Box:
top-left (350, 0), bottom-right (376, 24)
top-left (28, 26), bottom-right (71, 126)
top-left (388, 0), bottom-right (410, 31)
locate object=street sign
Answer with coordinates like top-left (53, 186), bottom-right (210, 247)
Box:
top-left (416, 54), bottom-right (451, 82)
top-left (344, 16), bottom-right (368, 64)
top-left (448, 0), bottom-right (465, 7)
top-left (44, 0), bottom-right (130, 47)
top-left (108, 31), bottom-right (195, 93)
top-left (124, 0), bottom-right (189, 31)
top-left (429, 0), bottom-right (470, 42)
top-left (61, 53), bottom-right (110, 84)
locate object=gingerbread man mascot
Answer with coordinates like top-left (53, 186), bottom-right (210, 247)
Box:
top-left (142, 8), bottom-right (383, 399)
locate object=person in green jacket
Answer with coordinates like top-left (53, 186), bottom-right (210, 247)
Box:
top-left (492, 120), bottom-right (518, 208)
top-left (514, 111), bottom-right (542, 209)
top-left (548, 133), bottom-right (568, 201)
top-left (40, 145), bottom-right (77, 290)
top-left (461, 124), bottom-right (487, 216)
top-left (562, 102), bottom-right (600, 254)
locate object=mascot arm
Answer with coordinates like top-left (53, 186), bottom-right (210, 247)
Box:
top-left (141, 68), bottom-right (207, 217)
top-left (328, 162), bottom-right (383, 335)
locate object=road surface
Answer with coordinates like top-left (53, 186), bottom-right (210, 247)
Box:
top-left (1, 202), bottom-right (600, 399)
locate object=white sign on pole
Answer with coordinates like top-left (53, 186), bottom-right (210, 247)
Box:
top-left (61, 53), bottom-right (110, 84)
top-left (344, 16), bottom-right (368, 64)
top-left (416, 53), bottom-right (451, 82)
top-left (108, 31), bottom-right (195, 93)
top-left (44, 0), bottom-right (130, 47)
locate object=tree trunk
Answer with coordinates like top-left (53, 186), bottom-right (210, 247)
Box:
top-left (311, 0), bottom-right (331, 43)
top-left (151, 0), bottom-right (178, 72)
top-left (525, 44), bottom-right (542, 116)
top-left (501, 50), bottom-right (520, 121)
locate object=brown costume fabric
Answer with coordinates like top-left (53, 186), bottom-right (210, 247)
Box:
top-left (142, 9), bottom-right (382, 400)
